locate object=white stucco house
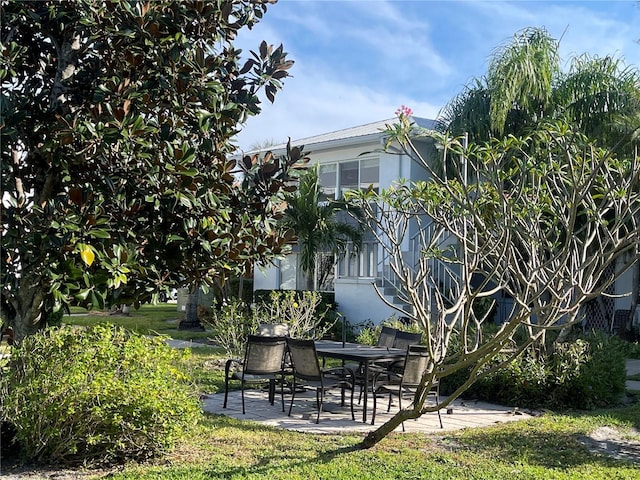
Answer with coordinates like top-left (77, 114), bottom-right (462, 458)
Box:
top-left (250, 116), bottom-right (439, 327)
top-left (248, 117), bottom-right (640, 335)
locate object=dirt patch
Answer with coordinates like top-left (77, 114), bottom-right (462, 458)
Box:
top-left (577, 426), bottom-right (640, 463)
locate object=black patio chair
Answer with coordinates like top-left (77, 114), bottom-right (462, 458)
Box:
top-left (371, 344), bottom-right (442, 430)
top-left (345, 326), bottom-right (398, 403)
top-left (391, 329), bottom-right (423, 351)
top-left (286, 338), bottom-right (356, 424)
top-left (223, 335), bottom-right (287, 414)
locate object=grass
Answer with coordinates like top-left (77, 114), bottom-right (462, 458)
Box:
top-left (11, 306), bottom-right (639, 479)
top-left (96, 406), bottom-right (640, 480)
top-left (64, 303), bottom-right (212, 342)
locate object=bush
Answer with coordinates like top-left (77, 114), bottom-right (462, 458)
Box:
top-left (443, 331), bottom-right (627, 410)
top-left (0, 324), bottom-right (201, 466)
top-left (203, 291), bottom-right (337, 357)
top-left (355, 315), bottom-right (423, 346)
top-left (203, 298), bottom-right (259, 358)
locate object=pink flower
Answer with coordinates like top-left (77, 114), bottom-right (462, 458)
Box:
top-left (395, 105), bottom-right (413, 117)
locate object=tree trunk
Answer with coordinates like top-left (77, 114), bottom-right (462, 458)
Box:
top-left (361, 408), bottom-right (420, 448)
top-left (3, 275), bottom-right (47, 344)
top-left (178, 286), bottom-right (205, 331)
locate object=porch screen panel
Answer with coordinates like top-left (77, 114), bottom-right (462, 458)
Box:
top-left (360, 158), bottom-right (379, 193)
top-left (339, 161), bottom-right (359, 198)
top-left (319, 164), bottom-right (337, 202)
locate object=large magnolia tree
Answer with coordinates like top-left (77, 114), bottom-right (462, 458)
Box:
top-left (1, 0), bottom-right (303, 341)
top-left (354, 115), bottom-right (640, 448)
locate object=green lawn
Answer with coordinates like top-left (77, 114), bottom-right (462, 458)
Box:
top-left (65, 303), bottom-right (212, 342)
top-left (100, 407), bottom-right (640, 480)
top-left (58, 306), bottom-right (640, 479)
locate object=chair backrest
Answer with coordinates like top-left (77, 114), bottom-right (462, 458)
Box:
top-left (401, 345), bottom-right (430, 386)
top-left (393, 330), bottom-right (423, 351)
top-left (243, 335), bottom-right (287, 375)
top-left (376, 326), bottom-right (397, 348)
top-left (259, 323), bottom-right (290, 337)
top-left (286, 338), bottom-right (322, 381)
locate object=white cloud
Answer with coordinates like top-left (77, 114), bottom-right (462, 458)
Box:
top-left (234, 60), bottom-right (440, 151)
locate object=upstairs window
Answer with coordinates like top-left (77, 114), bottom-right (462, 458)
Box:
top-left (319, 158), bottom-right (379, 200)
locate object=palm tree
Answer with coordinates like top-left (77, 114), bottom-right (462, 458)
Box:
top-left (282, 165), bottom-right (363, 291)
top-left (436, 26), bottom-right (640, 336)
top-left (437, 27), bottom-right (639, 150)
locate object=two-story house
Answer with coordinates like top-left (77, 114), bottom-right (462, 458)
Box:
top-left (249, 117), bottom-right (640, 335)
top-left (251, 116), bottom-right (439, 326)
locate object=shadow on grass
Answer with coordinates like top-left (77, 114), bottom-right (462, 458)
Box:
top-left (457, 406), bottom-right (640, 469)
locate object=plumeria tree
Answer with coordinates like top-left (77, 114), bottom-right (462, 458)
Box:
top-left (354, 112), bottom-right (640, 448)
top-left (436, 26), bottom-right (640, 334)
top-left (1, 0), bottom-right (301, 342)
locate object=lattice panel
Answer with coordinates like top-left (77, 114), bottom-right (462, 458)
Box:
top-left (584, 264), bottom-right (615, 332)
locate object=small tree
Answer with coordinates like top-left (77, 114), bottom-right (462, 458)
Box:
top-left (353, 115), bottom-right (640, 447)
top-left (282, 164), bottom-right (363, 290)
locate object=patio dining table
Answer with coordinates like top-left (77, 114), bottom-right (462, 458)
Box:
top-left (314, 340), bottom-right (406, 423)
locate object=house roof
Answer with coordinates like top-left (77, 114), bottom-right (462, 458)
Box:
top-left (239, 116), bottom-right (436, 155)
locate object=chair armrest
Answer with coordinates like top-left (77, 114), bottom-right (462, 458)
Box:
top-left (224, 358), bottom-right (243, 379)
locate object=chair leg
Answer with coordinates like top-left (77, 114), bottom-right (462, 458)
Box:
top-left (288, 377), bottom-right (297, 417)
top-left (280, 374), bottom-right (285, 413)
top-left (241, 382), bottom-right (246, 415)
top-left (434, 389), bottom-right (443, 429)
top-left (316, 389), bottom-right (322, 424)
top-left (371, 388), bottom-right (378, 425)
top-left (398, 392), bottom-right (405, 432)
top-left (268, 379), bottom-right (275, 405)
top-left (349, 382), bottom-right (355, 421)
top-left (223, 359), bottom-right (233, 409)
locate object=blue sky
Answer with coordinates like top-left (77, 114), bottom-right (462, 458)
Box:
top-left (233, 0), bottom-right (640, 151)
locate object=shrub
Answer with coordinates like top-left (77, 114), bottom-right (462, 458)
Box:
top-left (203, 298), bottom-right (259, 358)
top-left (203, 291), bottom-right (337, 357)
top-left (0, 324), bottom-right (201, 466)
top-left (257, 290), bottom-right (335, 340)
top-left (443, 331), bottom-right (627, 410)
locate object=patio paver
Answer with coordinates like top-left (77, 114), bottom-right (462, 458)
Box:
top-left (201, 388), bottom-right (535, 435)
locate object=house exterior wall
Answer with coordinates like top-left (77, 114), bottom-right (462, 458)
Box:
top-left (334, 277), bottom-right (400, 326)
top-left (615, 262), bottom-right (635, 311)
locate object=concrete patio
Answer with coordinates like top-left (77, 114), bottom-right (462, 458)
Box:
top-left (201, 387), bottom-right (536, 435)
top-left (173, 339), bottom-right (639, 435)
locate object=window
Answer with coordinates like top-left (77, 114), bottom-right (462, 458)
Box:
top-left (359, 158), bottom-right (379, 192)
top-left (318, 158), bottom-right (379, 200)
top-left (318, 164), bottom-right (336, 203)
top-left (339, 161), bottom-right (359, 197)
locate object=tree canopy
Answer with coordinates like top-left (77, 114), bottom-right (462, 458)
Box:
top-left (437, 27), bottom-right (640, 152)
top-left (1, 0), bottom-right (299, 341)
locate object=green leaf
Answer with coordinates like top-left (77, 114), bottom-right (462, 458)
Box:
top-left (88, 229), bottom-right (111, 239)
